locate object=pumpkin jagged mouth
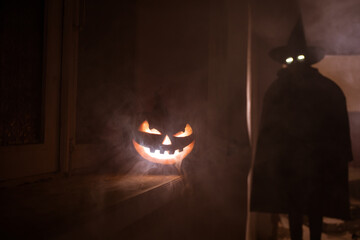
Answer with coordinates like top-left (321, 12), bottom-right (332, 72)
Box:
top-left (133, 140), bottom-right (195, 164)
top-left (147, 148), bottom-right (182, 156)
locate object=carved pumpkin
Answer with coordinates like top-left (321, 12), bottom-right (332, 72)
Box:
top-left (132, 120), bottom-right (195, 164)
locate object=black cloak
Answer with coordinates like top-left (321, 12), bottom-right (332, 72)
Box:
top-left (251, 65), bottom-right (353, 219)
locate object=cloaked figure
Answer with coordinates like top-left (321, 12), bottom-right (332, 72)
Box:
top-left (251, 19), bottom-right (353, 240)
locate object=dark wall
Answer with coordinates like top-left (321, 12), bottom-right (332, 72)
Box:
top-left (300, 0), bottom-right (360, 55)
top-left (77, 0), bottom-right (136, 144)
top-left (135, 0), bottom-right (208, 121)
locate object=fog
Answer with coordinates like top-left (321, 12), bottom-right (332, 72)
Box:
top-left (73, 0), bottom-right (360, 238)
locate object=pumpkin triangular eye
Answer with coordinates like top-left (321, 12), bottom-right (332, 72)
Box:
top-left (174, 124), bottom-right (193, 137)
top-left (138, 120), bottom-right (161, 135)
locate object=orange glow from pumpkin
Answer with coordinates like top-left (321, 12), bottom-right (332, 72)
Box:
top-left (133, 140), bottom-right (195, 164)
top-left (173, 124), bottom-right (193, 137)
top-left (162, 135), bottom-right (172, 145)
top-left (138, 120), bottom-right (161, 135)
top-left (133, 122), bottom-right (195, 164)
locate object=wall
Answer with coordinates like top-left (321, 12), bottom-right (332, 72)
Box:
top-left (314, 56), bottom-right (360, 166)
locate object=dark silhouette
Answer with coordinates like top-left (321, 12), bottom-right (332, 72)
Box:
top-left (251, 20), bottom-right (353, 240)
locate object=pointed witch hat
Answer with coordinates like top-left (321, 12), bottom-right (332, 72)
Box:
top-left (269, 18), bottom-right (324, 65)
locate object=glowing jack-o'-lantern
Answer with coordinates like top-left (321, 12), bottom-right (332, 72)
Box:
top-left (132, 120), bottom-right (195, 164)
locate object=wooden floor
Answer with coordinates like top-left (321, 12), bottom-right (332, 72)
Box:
top-left (0, 174), bottom-right (183, 239)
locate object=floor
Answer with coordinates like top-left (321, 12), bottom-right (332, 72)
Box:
top-left (1, 167), bottom-right (358, 239)
top-left (277, 167), bottom-right (360, 240)
top-left (0, 174), bottom-right (183, 238)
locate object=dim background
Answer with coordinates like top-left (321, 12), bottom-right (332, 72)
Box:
top-left (0, 0), bottom-right (359, 239)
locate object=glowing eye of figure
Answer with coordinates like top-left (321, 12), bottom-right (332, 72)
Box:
top-left (138, 120), bottom-right (161, 135)
top-left (173, 124), bottom-right (193, 137)
top-left (297, 55), bottom-right (305, 61)
top-left (285, 57), bottom-right (294, 64)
